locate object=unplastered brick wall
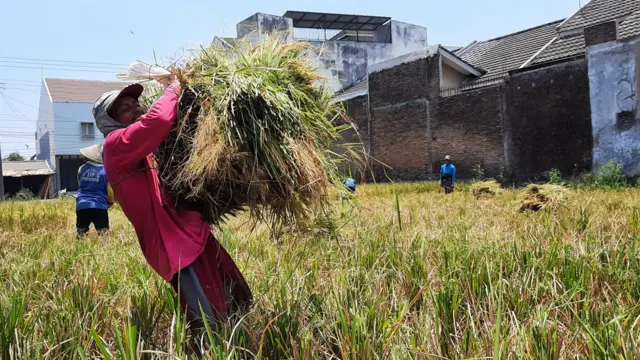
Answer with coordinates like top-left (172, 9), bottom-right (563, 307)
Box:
top-left (584, 21), bottom-right (618, 47)
top-left (342, 95), bottom-right (369, 149)
top-left (432, 86), bottom-right (506, 179)
top-left (338, 95), bottom-right (369, 180)
top-left (371, 100), bottom-right (429, 180)
top-left (368, 56), bottom-right (437, 181)
top-left (369, 58), bottom-right (430, 108)
top-left (507, 60), bottom-right (592, 179)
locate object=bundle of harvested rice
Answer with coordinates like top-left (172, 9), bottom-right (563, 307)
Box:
top-left (122, 36), bottom-right (357, 227)
top-left (470, 181), bottom-right (503, 199)
top-left (518, 184), bottom-right (567, 212)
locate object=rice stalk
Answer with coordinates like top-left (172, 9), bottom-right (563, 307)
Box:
top-left (144, 35), bottom-right (358, 227)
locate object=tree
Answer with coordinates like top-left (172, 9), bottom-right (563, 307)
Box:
top-left (4, 152), bottom-right (25, 161)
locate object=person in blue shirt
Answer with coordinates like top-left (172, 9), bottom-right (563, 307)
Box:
top-left (440, 155), bottom-right (456, 194)
top-left (342, 177), bottom-right (356, 193)
top-left (76, 144), bottom-right (114, 237)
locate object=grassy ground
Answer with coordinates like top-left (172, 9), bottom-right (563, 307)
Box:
top-left (2, 182), bottom-right (640, 359)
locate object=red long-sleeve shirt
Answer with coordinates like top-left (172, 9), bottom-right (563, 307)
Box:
top-left (103, 85), bottom-right (210, 281)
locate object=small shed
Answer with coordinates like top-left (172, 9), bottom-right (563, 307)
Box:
top-left (2, 161), bottom-right (55, 199)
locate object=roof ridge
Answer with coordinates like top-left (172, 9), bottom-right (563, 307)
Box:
top-left (482, 19), bottom-right (565, 43)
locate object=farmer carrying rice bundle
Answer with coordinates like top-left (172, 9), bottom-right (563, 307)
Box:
top-left (96, 35), bottom-right (354, 331)
top-left (93, 77), bottom-right (252, 330)
top-left (119, 36), bottom-right (354, 229)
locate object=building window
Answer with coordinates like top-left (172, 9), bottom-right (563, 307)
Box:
top-left (81, 122), bottom-right (95, 140)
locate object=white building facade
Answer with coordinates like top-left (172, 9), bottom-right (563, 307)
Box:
top-left (36, 78), bottom-right (131, 192)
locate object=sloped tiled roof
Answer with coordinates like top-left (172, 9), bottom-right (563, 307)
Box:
top-left (619, 9), bottom-right (640, 39)
top-left (457, 20), bottom-right (562, 78)
top-left (458, 40), bottom-right (500, 65)
top-left (558, 0), bottom-right (639, 32)
top-left (529, 0), bottom-right (640, 66)
top-left (44, 78), bottom-right (134, 103)
top-left (530, 33), bottom-right (584, 65)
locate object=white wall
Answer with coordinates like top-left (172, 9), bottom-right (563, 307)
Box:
top-left (235, 14), bottom-right (428, 92)
top-left (52, 102), bottom-right (102, 155)
top-left (36, 80), bottom-right (55, 166)
top-left (588, 38), bottom-right (640, 176)
top-left (310, 21), bottom-right (428, 91)
top-left (237, 13), bottom-right (294, 44)
top-left (441, 61), bottom-right (468, 88)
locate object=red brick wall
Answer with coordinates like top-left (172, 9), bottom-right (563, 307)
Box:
top-left (506, 60), bottom-right (592, 179)
top-left (433, 86), bottom-right (506, 179)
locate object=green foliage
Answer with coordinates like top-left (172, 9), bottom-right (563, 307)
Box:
top-left (472, 164), bottom-right (486, 182)
top-left (4, 152), bottom-right (25, 161)
top-left (580, 160), bottom-right (627, 189)
top-left (14, 188), bottom-right (35, 201)
top-left (546, 168), bottom-right (565, 185)
top-left (597, 160), bottom-right (626, 188)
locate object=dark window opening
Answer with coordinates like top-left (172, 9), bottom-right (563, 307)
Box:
top-left (616, 110), bottom-right (635, 132)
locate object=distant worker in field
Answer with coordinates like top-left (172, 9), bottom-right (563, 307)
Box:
top-left (342, 177), bottom-right (356, 193)
top-left (440, 155), bottom-right (456, 194)
top-left (93, 76), bottom-right (252, 331)
top-left (76, 144), bottom-right (114, 237)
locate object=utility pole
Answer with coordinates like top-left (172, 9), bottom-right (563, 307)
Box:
top-left (0, 143), bottom-right (4, 200)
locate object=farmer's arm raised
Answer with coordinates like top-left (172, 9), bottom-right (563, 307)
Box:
top-left (107, 84), bottom-right (180, 165)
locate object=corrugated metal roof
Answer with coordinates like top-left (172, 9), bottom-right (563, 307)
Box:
top-left (3, 161), bottom-right (54, 177)
top-left (44, 78), bottom-right (134, 103)
top-left (458, 20), bottom-right (562, 78)
top-left (619, 9), bottom-right (640, 39)
top-left (558, 0), bottom-right (639, 32)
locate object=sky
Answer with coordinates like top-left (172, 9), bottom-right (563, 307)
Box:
top-left (0, 0), bottom-right (585, 159)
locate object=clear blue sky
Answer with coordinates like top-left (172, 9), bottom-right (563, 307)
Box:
top-left (0, 0), bottom-right (584, 158)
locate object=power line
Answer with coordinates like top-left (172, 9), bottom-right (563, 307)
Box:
top-left (1, 94), bottom-right (32, 123)
top-left (1, 94), bottom-right (97, 122)
top-left (0, 60), bottom-right (123, 71)
top-left (0, 65), bottom-right (119, 74)
top-left (0, 56), bottom-right (128, 67)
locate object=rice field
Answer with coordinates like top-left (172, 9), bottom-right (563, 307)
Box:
top-left (2, 182), bottom-right (640, 359)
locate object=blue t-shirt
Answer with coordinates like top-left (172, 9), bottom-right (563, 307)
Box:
top-left (440, 164), bottom-right (456, 183)
top-left (342, 178), bottom-right (356, 192)
top-left (76, 162), bottom-right (109, 210)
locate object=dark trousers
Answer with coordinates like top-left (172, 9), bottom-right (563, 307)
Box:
top-left (441, 175), bottom-right (454, 194)
top-left (170, 236), bottom-right (253, 330)
top-left (76, 208), bottom-right (109, 236)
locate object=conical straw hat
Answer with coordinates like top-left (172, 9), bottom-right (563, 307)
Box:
top-left (80, 144), bottom-right (103, 164)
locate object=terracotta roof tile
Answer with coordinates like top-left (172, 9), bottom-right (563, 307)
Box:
top-left (44, 78), bottom-right (134, 103)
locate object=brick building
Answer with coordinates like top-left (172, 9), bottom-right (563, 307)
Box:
top-left (339, 0), bottom-right (640, 182)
